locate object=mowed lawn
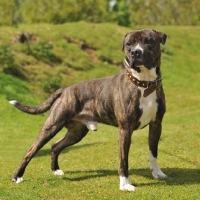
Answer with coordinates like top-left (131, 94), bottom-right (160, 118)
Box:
top-left (0, 25), bottom-right (200, 199)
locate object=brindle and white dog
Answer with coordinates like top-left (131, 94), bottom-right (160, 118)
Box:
top-left (9, 29), bottom-right (167, 191)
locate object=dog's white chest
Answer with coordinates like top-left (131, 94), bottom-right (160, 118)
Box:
top-left (137, 89), bottom-right (157, 129)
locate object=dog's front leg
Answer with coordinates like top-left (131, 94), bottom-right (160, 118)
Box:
top-left (118, 127), bottom-right (135, 191)
top-left (148, 121), bottom-right (167, 179)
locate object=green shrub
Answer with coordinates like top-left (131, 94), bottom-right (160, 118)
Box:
top-left (0, 45), bottom-right (15, 70)
top-left (43, 73), bottom-right (63, 93)
top-left (25, 41), bottom-right (62, 64)
top-left (0, 45), bottom-right (26, 79)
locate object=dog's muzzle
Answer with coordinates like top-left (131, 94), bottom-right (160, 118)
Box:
top-left (130, 46), bottom-right (146, 67)
top-left (131, 49), bottom-right (142, 58)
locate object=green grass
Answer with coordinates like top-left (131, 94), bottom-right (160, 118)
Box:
top-left (0, 23), bottom-right (200, 199)
top-left (0, 22), bottom-right (124, 95)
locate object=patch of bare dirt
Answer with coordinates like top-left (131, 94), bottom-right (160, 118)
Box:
top-left (63, 36), bottom-right (99, 62)
top-left (11, 32), bottom-right (38, 44)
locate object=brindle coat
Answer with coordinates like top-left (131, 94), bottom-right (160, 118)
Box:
top-left (10, 29), bottom-right (167, 191)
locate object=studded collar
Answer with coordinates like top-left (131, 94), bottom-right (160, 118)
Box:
top-left (126, 70), bottom-right (162, 97)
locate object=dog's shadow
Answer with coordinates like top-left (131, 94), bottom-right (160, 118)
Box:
top-left (35, 143), bottom-right (98, 157)
top-left (60, 168), bottom-right (200, 186)
top-left (36, 145), bottom-right (200, 186)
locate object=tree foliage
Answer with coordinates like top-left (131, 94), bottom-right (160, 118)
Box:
top-left (0, 0), bottom-right (200, 26)
top-left (130, 0), bottom-right (200, 25)
top-left (16, 0), bottom-right (109, 24)
top-left (0, 1), bottom-right (14, 25)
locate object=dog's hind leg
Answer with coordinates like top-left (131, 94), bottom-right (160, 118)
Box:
top-left (12, 101), bottom-right (68, 183)
top-left (51, 121), bottom-right (89, 175)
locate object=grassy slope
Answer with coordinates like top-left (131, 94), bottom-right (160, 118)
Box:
top-left (0, 23), bottom-right (200, 199)
top-left (0, 22), bottom-right (125, 96)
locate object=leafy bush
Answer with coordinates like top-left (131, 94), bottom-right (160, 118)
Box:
top-left (0, 45), bottom-right (15, 70)
top-left (0, 45), bottom-right (26, 79)
top-left (43, 73), bottom-right (63, 93)
top-left (25, 41), bottom-right (62, 64)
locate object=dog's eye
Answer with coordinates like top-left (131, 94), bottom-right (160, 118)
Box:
top-left (126, 42), bottom-right (131, 47)
top-left (144, 38), bottom-right (154, 44)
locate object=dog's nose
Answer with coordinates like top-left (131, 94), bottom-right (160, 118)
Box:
top-left (131, 49), bottom-right (142, 58)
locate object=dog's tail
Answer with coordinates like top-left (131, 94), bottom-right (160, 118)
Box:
top-left (9, 88), bottom-right (64, 115)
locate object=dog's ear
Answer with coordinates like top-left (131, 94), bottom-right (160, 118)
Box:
top-left (153, 30), bottom-right (167, 45)
top-left (122, 33), bottom-right (129, 51)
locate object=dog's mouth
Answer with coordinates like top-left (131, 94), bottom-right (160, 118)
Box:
top-left (132, 58), bottom-right (145, 66)
top-left (129, 56), bottom-right (153, 70)
top-left (129, 47), bottom-right (163, 70)
top-left (124, 51), bottom-right (155, 71)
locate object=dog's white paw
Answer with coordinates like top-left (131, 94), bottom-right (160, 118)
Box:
top-left (119, 176), bottom-right (136, 191)
top-left (53, 169), bottom-right (64, 175)
top-left (151, 169), bottom-right (167, 179)
top-left (149, 151), bottom-right (167, 179)
top-left (150, 161), bottom-right (167, 179)
top-left (12, 177), bottom-right (23, 184)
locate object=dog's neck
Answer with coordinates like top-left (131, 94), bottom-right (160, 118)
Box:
top-left (124, 58), bottom-right (162, 97)
top-left (124, 58), bottom-right (160, 82)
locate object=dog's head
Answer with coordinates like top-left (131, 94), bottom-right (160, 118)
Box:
top-left (122, 29), bottom-right (167, 72)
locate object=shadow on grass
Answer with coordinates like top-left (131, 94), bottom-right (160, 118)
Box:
top-left (34, 144), bottom-right (200, 186)
top-left (60, 168), bottom-right (200, 186)
top-left (35, 142), bottom-right (99, 157)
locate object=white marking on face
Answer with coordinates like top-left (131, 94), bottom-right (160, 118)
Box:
top-left (119, 176), bottom-right (136, 191)
top-left (148, 151), bottom-right (167, 179)
top-left (134, 43), bottom-right (144, 53)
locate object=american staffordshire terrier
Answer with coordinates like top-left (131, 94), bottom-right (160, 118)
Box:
top-left (9, 29), bottom-right (167, 191)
